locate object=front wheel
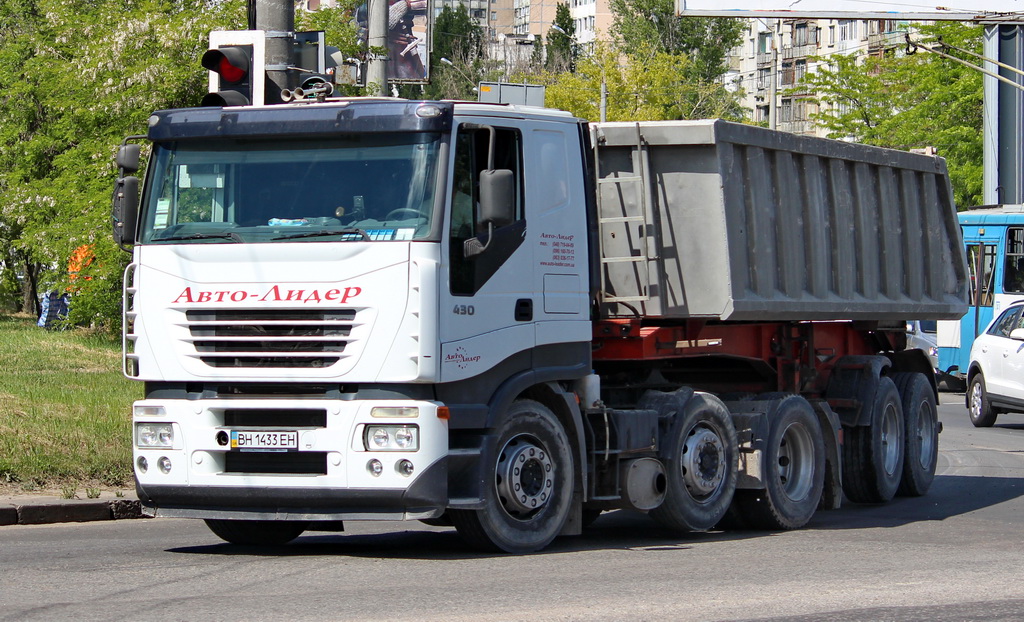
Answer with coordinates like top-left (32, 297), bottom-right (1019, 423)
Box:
top-left (649, 392), bottom-right (738, 532)
top-left (968, 373), bottom-right (998, 428)
top-left (449, 400), bottom-right (574, 553)
top-left (204, 519), bottom-right (307, 545)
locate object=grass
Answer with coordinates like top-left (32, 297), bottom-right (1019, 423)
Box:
top-left (0, 314), bottom-right (140, 490)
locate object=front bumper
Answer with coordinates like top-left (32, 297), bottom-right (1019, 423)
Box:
top-left (132, 397), bottom-right (448, 521)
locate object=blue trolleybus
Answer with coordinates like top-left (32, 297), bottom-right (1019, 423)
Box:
top-left (937, 205), bottom-right (1024, 388)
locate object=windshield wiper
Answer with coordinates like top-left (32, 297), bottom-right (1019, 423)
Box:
top-left (272, 228), bottom-right (371, 241)
top-left (153, 232), bottom-right (244, 242)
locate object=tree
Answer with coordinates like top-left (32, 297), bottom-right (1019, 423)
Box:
top-left (0, 0), bottom-right (247, 326)
top-left (547, 3), bottom-right (577, 73)
top-left (423, 5), bottom-right (486, 100)
top-left (800, 22), bottom-right (983, 208)
top-left (609, 0), bottom-right (743, 83)
top-left (524, 42), bottom-right (744, 122)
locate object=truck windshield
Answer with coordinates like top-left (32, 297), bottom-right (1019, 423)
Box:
top-left (139, 133), bottom-right (442, 244)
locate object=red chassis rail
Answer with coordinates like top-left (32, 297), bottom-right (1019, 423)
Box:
top-left (592, 319), bottom-right (904, 397)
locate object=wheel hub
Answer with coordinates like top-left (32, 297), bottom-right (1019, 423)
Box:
top-left (496, 437), bottom-right (555, 517)
top-left (682, 426), bottom-right (726, 499)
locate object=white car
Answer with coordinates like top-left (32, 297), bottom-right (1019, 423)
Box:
top-left (967, 301), bottom-right (1024, 427)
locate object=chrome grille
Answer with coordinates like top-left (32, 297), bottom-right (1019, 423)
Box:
top-left (184, 309), bottom-right (358, 368)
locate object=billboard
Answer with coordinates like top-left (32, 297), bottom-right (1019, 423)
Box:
top-left (356, 0), bottom-right (431, 83)
top-left (676, 0), bottom-right (1024, 20)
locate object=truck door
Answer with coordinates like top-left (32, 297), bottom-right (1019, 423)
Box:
top-left (438, 120), bottom-right (533, 382)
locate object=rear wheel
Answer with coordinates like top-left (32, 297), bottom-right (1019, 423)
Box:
top-left (649, 392), bottom-right (738, 532)
top-left (968, 373), bottom-right (998, 428)
top-left (893, 372), bottom-right (939, 496)
top-left (204, 519), bottom-right (307, 545)
top-left (842, 376), bottom-right (904, 503)
top-left (449, 400), bottom-right (574, 553)
top-left (735, 395), bottom-right (824, 530)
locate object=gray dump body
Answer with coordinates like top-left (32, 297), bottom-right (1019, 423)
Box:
top-left (593, 119), bottom-right (969, 321)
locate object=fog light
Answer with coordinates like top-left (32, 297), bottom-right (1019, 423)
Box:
top-left (368, 459), bottom-right (383, 477)
top-left (397, 459), bottom-right (414, 477)
top-left (137, 456), bottom-right (148, 473)
top-left (158, 456), bottom-right (172, 474)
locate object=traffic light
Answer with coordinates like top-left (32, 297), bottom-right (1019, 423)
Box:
top-left (201, 45), bottom-right (253, 107)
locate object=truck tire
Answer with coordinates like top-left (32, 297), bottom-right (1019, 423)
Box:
top-left (204, 519), bottom-right (307, 545)
top-left (842, 376), bottom-right (904, 503)
top-left (892, 372), bottom-right (939, 497)
top-left (449, 399), bottom-right (573, 553)
top-left (649, 392), bottom-right (738, 532)
top-left (967, 373), bottom-right (998, 428)
top-left (733, 395), bottom-right (824, 530)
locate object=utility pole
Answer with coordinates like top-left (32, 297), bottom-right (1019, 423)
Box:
top-left (255, 0), bottom-right (295, 105)
top-left (366, 0), bottom-right (389, 96)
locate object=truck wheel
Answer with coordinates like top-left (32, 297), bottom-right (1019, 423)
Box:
top-left (734, 395), bottom-right (824, 530)
top-left (968, 373), bottom-right (998, 428)
top-left (204, 519), bottom-right (307, 545)
top-left (650, 392), bottom-right (738, 532)
top-left (449, 399), bottom-right (573, 553)
top-left (842, 376), bottom-right (904, 503)
top-left (892, 372), bottom-right (939, 496)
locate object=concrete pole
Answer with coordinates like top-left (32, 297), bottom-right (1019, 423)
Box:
top-left (600, 79), bottom-right (607, 122)
top-left (768, 19), bottom-right (779, 130)
top-left (366, 0), bottom-right (389, 96)
top-left (256, 0), bottom-right (295, 104)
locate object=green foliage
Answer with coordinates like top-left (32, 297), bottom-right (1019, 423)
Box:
top-left (800, 22), bottom-right (983, 208)
top-left (424, 5), bottom-right (488, 100)
top-left (525, 43), bottom-right (743, 122)
top-left (0, 0), bottom-right (246, 330)
top-left (610, 0), bottom-right (743, 83)
top-left (547, 3), bottom-right (577, 72)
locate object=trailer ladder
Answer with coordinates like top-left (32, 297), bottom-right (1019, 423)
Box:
top-left (594, 123), bottom-right (657, 308)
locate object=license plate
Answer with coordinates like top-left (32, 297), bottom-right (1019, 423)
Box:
top-left (230, 430), bottom-right (298, 452)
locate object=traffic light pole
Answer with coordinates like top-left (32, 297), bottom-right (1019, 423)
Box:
top-left (255, 0), bottom-right (295, 104)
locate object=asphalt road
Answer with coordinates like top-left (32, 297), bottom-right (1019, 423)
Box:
top-left (2, 393), bottom-right (1024, 621)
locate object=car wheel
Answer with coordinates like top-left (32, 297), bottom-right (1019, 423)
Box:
top-left (968, 373), bottom-right (998, 427)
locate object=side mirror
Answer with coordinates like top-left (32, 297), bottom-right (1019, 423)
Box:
top-left (112, 176), bottom-right (139, 248)
top-left (116, 144), bottom-right (141, 174)
top-left (464, 169), bottom-right (515, 258)
top-left (478, 169), bottom-right (514, 227)
top-left (1010, 328), bottom-right (1024, 341)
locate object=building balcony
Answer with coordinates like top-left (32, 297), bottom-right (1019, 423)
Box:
top-left (782, 43), bottom-right (818, 60)
top-left (868, 31), bottom-right (905, 50)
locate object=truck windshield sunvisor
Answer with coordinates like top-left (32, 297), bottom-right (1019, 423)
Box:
top-left (139, 133), bottom-right (443, 245)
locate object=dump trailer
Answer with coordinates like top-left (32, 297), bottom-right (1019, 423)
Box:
top-left (112, 99), bottom-right (967, 553)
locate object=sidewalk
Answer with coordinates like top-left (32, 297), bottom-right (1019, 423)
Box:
top-left (0, 490), bottom-right (144, 527)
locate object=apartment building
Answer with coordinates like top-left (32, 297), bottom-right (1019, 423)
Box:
top-left (730, 18), bottom-right (912, 137)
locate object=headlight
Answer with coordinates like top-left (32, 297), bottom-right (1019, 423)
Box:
top-left (136, 423), bottom-right (174, 448)
top-left (364, 425), bottom-right (419, 451)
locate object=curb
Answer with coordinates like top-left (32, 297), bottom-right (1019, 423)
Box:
top-left (0, 498), bottom-right (145, 526)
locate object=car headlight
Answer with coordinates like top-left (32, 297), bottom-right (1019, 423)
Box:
top-left (364, 425), bottom-right (419, 451)
top-left (136, 423), bottom-right (174, 448)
